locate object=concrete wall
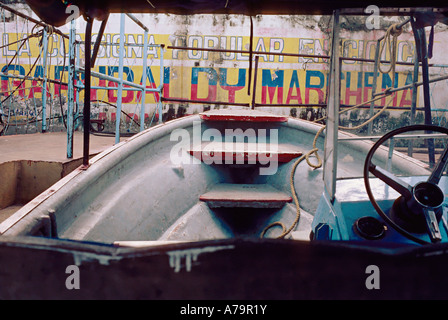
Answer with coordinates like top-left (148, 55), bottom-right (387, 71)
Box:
top-left (0, 158), bottom-right (83, 210)
top-left (0, 161), bottom-right (20, 208)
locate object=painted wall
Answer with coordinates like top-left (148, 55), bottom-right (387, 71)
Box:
top-left (1, 4), bottom-right (448, 134)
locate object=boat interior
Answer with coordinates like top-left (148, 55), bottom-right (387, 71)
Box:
top-left (0, 0), bottom-right (447, 250)
top-left (0, 109), bottom-right (441, 247)
top-left (1, 0), bottom-right (448, 300)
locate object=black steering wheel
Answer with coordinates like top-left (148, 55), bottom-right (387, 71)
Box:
top-left (363, 125), bottom-right (448, 245)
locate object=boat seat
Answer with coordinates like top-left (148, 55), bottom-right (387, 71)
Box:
top-left (188, 141), bottom-right (302, 164)
top-left (199, 109), bottom-right (288, 122)
top-left (200, 183), bottom-right (292, 208)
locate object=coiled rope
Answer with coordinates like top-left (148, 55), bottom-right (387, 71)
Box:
top-left (378, 24), bottom-right (402, 75)
top-left (260, 126), bottom-right (325, 238)
top-left (261, 23), bottom-right (402, 239)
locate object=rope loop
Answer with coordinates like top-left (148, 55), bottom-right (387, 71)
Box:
top-left (378, 23), bottom-right (402, 75)
top-left (260, 127), bottom-right (325, 239)
top-left (390, 23), bottom-right (403, 37)
top-left (260, 23), bottom-right (404, 240)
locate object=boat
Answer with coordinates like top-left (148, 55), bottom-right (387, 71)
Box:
top-left (0, 0), bottom-right (448, 300)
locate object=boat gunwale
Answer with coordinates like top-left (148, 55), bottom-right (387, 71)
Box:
top-left (0, 113), bottom-right (431, 237)
top-left (0, 115), bottom-right (201, 235)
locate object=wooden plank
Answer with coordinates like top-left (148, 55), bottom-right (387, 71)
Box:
top-left (200, 109), bottom-right (288, 122)
top-left (188, 141), bottom-right (302, 163)
top-left (200, 183), bottom-right (292, 208)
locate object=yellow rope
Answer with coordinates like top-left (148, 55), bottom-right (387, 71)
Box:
top-left (313, 90), bottom-right (394, 124)
top-left (339, 93), bottom-right (396, 130)
top-left (378, 24), bottom-right (402, 75)
top-left (260, 23), bottom-right (402, 239)
top-left (315, 22), bottom-right (401, 127)
top-left (261, 126), bottom-right (325, 239)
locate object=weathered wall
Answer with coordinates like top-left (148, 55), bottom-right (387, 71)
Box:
top-left (1, 3), bottom-right (448, 135)
top-left (0, 157), bottom-right (86, 210)
top-left (0, 161), bottom-right (20, 208)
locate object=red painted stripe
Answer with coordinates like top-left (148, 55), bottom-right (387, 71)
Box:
top-left (200, 113), bottom-right (287, 122)
top-left (199, 195), bottom-right (292, 203)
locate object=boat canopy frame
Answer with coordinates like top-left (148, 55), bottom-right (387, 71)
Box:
top-left (17, 0), bottom-right (448, 197)
top-left (323, 8), bottom-right (448, 202)
top-left (70, 4), bottom-right (448, 197)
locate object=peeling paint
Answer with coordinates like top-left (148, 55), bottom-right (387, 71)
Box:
top-left (72, 251), bottom-right (121, 266)
top-left (167, 245), bottom-right (234, 272)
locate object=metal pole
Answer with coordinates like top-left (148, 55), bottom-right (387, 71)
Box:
top-left (0, 72), bottom-right (69, 86)
top-left (323, 10), bottom-right (341, 203)
top-left (411, 18), bottom-right (435, 167)
top-left (140, 29), bottom-right (148, 131)
top-left (372, 74), bottom-right (448, 97)
top-left (0, 2), bottom-right (69, 40)
top-left (168, 45), bottom-right (330, 60)
top-left (76, 67), bottom-right (146, 89)
top-left (251, 55), bottom-right (259, 110)
top-left (368, 39), bottom-right (381, 135)
top-left (81, 84), bottom-right (160, 92)
top-left (160, 97), bottom-right (249, 107)
top-left (408, 48), bottom-right (420, 157)
top-left (168, 44), bottom-right (423, 67)
top-left (126, 13), bottom-right (149, 32)
top-left (41, 28), bottom-right (49, 132)
top-left (115, 13), bottom-right (125, 144)
top-left (82, 17), bottom-right (93, 168)
top-left (158, 45), bottom-right (164, 124)
top-left (75, 41), bottom-right (81, 130)
top-left (0, 7), bottom-right (2, 126)
top-left (341, 55), bottom-right (419, 66)
top-left (421, 31), bottom-right (436, 168)
top-left (376, 17), bottom-right (412, 42)
top-left (385, 137), bottom-right (395, 198)
top-left (67, 19), bottom-right (76, 159)
top-left (91, 16), bottom-right (109, 68)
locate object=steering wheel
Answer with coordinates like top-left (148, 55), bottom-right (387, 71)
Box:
top-left (363, 125), bottom-right (448, 245)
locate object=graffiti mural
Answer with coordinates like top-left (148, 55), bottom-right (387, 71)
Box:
top-left (1, 5), bottom-right (448, 135)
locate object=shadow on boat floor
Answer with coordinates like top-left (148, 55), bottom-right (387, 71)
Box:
top-left (211, 207), bottom-right (286, 238)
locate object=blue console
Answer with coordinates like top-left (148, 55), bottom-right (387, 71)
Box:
top-left (312, 176), bottom-right (448, 245)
